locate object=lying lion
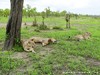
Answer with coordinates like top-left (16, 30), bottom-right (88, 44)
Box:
top-left (21, 37), bottom-right (57, 52)
top-left (74, 32), bottom-right (91, 41)
top-left (30, 37), bottom-right (57, 46)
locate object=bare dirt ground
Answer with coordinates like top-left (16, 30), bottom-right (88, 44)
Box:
top-left (10, 52), bottom-right (32, 74)
top-left (68, 55), bottom-right (100, 66)
top-left (86, 58), bottom-right (100, 66)
top-left (0, 22), bottom-right (33, 28)
top-left (8, 45), bottom-right (54, 75)
top-left (9, 51), bottom-right (100, 75)
top-left (0, 23), bottom-right (6, 27)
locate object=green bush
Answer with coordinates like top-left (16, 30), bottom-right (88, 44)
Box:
top-left (38, 24), bottom-right (49, 30)
top-left (34, 28), bottom-right (40, 32)
top-left (32, 21), bottom-right (38, 27)
top-left (53, 26), bottom-right (63, 30)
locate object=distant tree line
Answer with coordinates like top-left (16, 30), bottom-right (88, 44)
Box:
top-left (23, 5), bottom-right (68, 17)
top-left (1, 4), bottom-right (99, 19)
top-left (0, 4), bottom-right (80, 18)
top-left (0, 9), bottom-right (10, 17)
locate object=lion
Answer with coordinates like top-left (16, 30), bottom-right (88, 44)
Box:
top-left (21, 37), bottom-right (57, 53)
top-left (74, 32), bottom-right (91, 41)
top-left (82, 32), bottom-right (91, 40)
top-left (29, 37), bottom-right (57, 46)
top-left (21, 39), bottom-right (36, 53)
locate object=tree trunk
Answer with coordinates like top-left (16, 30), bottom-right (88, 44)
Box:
top-left (68, 15), bottom-right (70, 29)
top-left (42, 17), bottom-right (45, 25)
top-left (65, 14), bottom-right (70, 29)
top-left (3, 0), bottom-right (24, 50)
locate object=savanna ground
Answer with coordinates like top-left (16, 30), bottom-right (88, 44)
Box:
top-left (0, 16), bottom-right (100, 75)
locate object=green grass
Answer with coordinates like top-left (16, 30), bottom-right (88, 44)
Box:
top-left (0, 16), bottom-right (100, 75)
top-left (0, 51), bottom-right (24, 74)
top-left (0, 28), bottom-right (5, 42)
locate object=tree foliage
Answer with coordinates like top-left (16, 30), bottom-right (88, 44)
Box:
top-left (0, 5), bottom-right (81, 18)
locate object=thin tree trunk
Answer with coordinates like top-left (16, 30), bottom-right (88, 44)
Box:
top-left (65, 14), bottom-right (70, 29)
top-left (42, 18), bottom-right (45, 25)
top-left (68, 16), bottom-right (70, 29)
top-left (3, 0), bottom-right (24, 50)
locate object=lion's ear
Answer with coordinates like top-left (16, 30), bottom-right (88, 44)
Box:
top-left (31, 39), bottom-right (34, 41)
top-left (48, 38), bottom-right (52, 43)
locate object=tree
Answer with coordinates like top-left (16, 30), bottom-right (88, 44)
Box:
top-left (0, 9), bottom-right (3, 17)
top-left (26, 4), bottom-right (31, 17)
top-left (74, 14), bottom-right (78, 19)
top-left (45, 7), bottom-right (51, 17)
top-left (41, 11), bottom-right (45, 25)
top-left (30, 7), bottom-right (38, 26)
top-left (3, 0), bottom-right (24, 50)
top-left (53, 11), bottom-right (60, 17)
top-left (60, 10), bottom-right (67, 16)
top-left (30, 7), bottom-right (37, 17)
top-left (65, 13), bottom-right (70, 29)
top-left (38, 11), bottom-right (48, 30)
top-left (3, 9), bottom-right (10, 17)
top-left (23, 7), bottom-right (27, 17)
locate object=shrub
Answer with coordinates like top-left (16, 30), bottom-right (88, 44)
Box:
top-left (53, 26), bottom-right (63, 30)
top-left (34, 28), bottom-right (40, 32)
top-left (38, 24), bottom-right (49, 30)
top-left (32, 21), bottom-right (38, 27)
